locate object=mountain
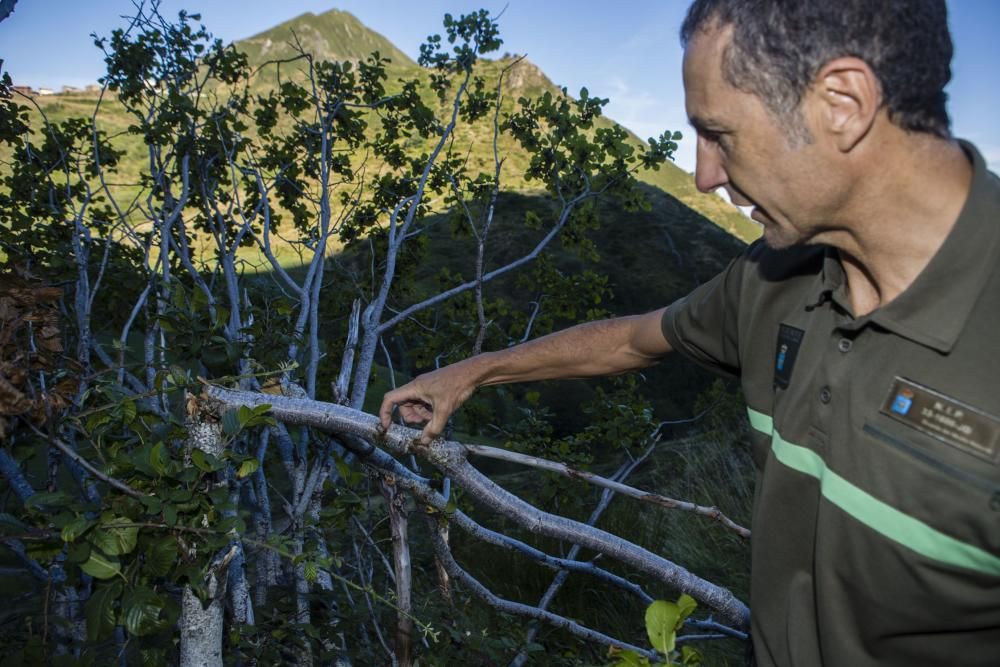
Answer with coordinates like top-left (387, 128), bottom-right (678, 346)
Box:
top-left (230, 10), bottom-right (758, 244)
top-left (25, 8), bottom-right (758, 246)
top-left (236, 9), bottom-right (416, 69)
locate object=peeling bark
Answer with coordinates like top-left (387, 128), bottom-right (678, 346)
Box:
top-left (380, 477), bottom-right (413, 667)
top-left (179, 394), bottom-right (229, 667)
top-left (179, 586), bottom-right (225, 667)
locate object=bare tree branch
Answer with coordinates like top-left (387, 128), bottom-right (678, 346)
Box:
top-left (464, 443), bottom-right (750, 539)
top-left (429, 525), bottom-right (661, 662)
top-left (204, 386), bottom-right (750, 630)
top-left (26, 423), bottom-right (146, 500)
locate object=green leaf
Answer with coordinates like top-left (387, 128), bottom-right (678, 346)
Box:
top-left (609, 648), bottom-right (649, 667)
top-left (236, 458), bottom-right (259, 479)
top-left (90, 518), bottom-right (139, 556)
top-left (645, 599), bottom-right (681, 655)
top-left (149, 442), bottom-right (168, 476)
top-left (170, 365), bottom-right (189, 387)
top-left (680, 645), bottom-right (702, 666)
top-left (67, 540), bottom-right (91, 564)
top-left (191, 448), bottom-right (222, 472)
top-left (163, 505), bottom-right (178, 527)
top-left (139, 648), bottom-right (167, 667)
top-left (153, 369), bottom-right (168, 392)
top-left (85, 580), bottom-right (122, 642)
top-left (221, 409), bottom-right (241, 436)
top-left (25, 491), bottom-right (72, 510)
top-left (80, 551), bottom-right (121, 580)
top-left (122, 586), bottom-right (165, 636)
top-left (120, 399), bottom-right (137, 425)
top-left (237, 405), bottom-right (254, 426)
top-left (143, 535), bottom-right (177, 577)
top-left (140, 494), bottom-right (162, 516)
top-left (677, 593), bottom-right (697, 623)
top-left (60, 516), bottom-right (95, 542)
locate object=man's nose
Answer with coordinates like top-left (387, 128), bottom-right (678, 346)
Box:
top-left (694, 135), bottom-right (728, 194)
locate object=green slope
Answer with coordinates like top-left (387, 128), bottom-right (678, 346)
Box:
top-left (10, 7), bottom-right (761, 254)
top-left (235, 9), bottom-right (415, 69)
top-left (232, 9), bottom-right (760, 244)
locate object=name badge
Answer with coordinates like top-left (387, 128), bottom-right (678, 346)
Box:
top-left (881, 377), bottom-right (1000, 464)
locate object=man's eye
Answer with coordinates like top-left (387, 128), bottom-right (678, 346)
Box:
top-left (700, 130), bottom-right (724, 145)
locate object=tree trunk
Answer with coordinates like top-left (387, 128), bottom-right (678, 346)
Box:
top-left (179, 394), bottom-right (229, 667)
top-left (179, 586), bottom-right (225, 667)
top-left (380, 478), bottom-right (413, 667)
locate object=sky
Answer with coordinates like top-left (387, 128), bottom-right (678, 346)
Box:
top-left (1, 0), bottom-right (998, 174)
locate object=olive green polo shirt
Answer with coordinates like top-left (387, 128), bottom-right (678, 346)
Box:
top-left (662, 142), bottom-right (1000, 667)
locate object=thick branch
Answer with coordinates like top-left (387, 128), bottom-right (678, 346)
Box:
top-left (204, 386), bottom-right (750, 630)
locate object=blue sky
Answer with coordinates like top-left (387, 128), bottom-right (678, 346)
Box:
top-left (2, 1), bottom-right (997, 173)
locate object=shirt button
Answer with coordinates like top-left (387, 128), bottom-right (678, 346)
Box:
top-left (819, 386), bottom-right (832, 404)
top-left (837, 338), bottom-right (852, 353)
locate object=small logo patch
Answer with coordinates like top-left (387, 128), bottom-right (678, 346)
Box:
top-left (890, 388), bottom-right (915, 416)
top-left (773, 324), bottom-right (805, 389)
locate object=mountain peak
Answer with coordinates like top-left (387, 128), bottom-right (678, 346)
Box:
top-left (236, 8), bottom-right (416, 69)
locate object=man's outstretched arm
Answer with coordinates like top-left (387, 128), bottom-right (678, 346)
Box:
top-left (379, 307), bottom-right (673, 443)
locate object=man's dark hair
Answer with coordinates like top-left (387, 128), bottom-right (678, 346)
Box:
top-left (680, 0), bottom-right (953, 138)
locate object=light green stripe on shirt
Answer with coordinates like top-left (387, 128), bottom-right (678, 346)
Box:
top-left (747, 407), bottom-right (1000, 576)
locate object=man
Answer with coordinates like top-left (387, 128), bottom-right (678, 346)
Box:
top-left (380, 1), bottom-right (1000, 664)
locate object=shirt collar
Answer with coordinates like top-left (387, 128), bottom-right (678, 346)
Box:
top-left (810, 141), bottom-right (999, 353)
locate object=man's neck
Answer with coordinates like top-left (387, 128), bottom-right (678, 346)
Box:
top-left (823, 134), bottom-right (973, 317)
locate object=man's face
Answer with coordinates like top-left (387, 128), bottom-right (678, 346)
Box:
top-left (682, 24), bottom-right (830, 249)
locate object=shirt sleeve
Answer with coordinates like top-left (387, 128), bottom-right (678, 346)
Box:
top-left (661, 243), bottom-right (756, 379)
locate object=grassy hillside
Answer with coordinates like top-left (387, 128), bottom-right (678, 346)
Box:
top-left (236, 8), bottom-right (416, 68)
top-left (12, 9), bottom-right (759, 249)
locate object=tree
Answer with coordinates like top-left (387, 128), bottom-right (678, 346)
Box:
top-left (0, 4), bottom-right (749, 665)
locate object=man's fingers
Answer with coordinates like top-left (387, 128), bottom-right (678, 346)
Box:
top-left (380, 369), bottom-right (471, 442)
top-left (379, 387), bottom-right (415, 428)
top-left (378, 392), bottom-right (397, 429)
top-left (421, 406), bottom-right (451, 444)
top-left (380, 382), bottom-right (439, 433)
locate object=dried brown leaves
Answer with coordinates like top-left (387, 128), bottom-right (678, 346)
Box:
top-left (0, 268), bottom-right (77, 439)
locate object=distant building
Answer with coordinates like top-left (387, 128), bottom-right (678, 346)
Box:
top-left (37, 88), bottom-right (54, 96)
top-left (85, 84), bottom-right (100, 94)
top-left (61, 85), bottom-right (81, 94)
top-left (10, 85), bottom-right (35, 96)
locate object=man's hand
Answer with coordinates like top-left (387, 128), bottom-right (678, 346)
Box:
top-left (379, 309), bottom-right (671, 444)
top-left (379, 361), bottom-right (480, 444)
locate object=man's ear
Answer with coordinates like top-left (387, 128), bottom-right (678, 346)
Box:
top-left (809, 57), bottom-right (880, 152)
